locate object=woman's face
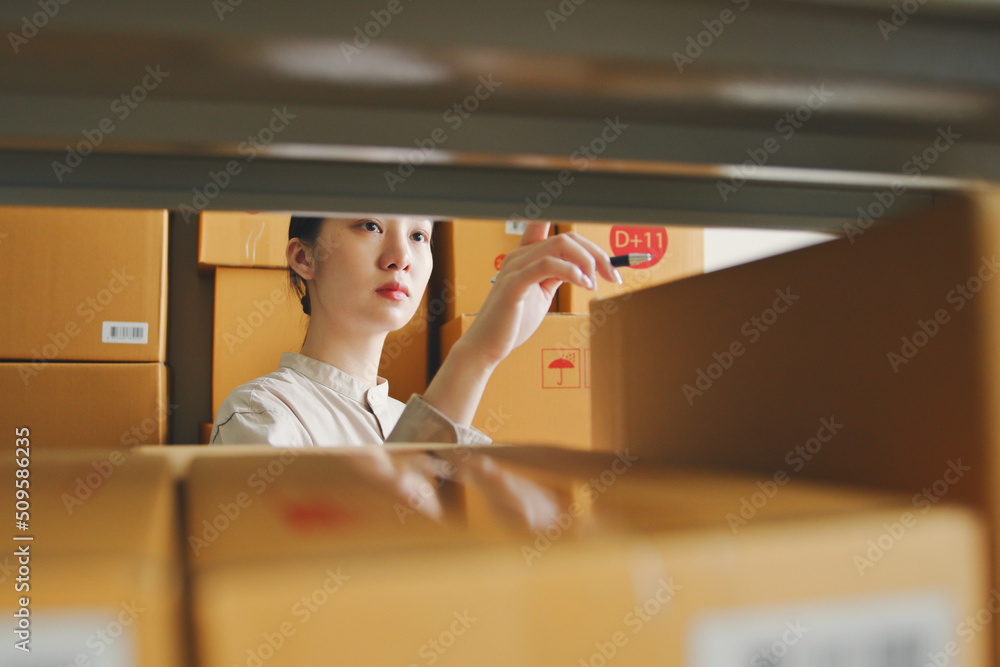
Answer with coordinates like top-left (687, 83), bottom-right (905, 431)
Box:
top-left (306, 216), bottom-right (434, 333)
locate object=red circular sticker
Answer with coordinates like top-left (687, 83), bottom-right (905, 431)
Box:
top-left (494, 254), bottom-right (506, 270)
top-left (609, 226), bottom-right (667, 269)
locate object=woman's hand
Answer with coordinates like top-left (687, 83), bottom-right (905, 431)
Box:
top-left (457, 222), bottom-right (623, 369)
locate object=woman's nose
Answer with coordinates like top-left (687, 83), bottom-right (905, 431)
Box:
top-left (381, 231), bottom-right (411, 271)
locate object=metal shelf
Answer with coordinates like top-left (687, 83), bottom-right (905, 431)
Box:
top-left (2, 0), bottom-right (998, 226)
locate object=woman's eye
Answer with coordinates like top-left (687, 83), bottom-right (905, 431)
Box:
top-left (412, 231), bottom-right (429, 243)
top-left (361, 221), bottom-right (381, 232)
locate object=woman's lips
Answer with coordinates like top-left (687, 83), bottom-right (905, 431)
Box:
top-left (375, 289), bottom-right (408, 301)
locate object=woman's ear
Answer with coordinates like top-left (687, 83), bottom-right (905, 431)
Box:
top-left (287, 239), bottom-right (314, 280)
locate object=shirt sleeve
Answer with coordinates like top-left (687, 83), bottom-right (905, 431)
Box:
top-left (385, 394), bottom-right (493, 446)
top-left (210, 393), bottom-right (313, 447)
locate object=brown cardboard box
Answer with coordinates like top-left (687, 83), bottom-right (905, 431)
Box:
top-left (440, 313), bottom-right (592, 448)
top-left (200, 422), bottom-right (213, 445)
top-left (590, 187), bottom-right (1000, 660)
top-left (0, 206), bottom-right (168, 362)
top-left (554, 223), bottom-right (703, 313)
top-left (430, 219), bottom-right (558, 323)
top-left (184, 447), bottom-right (988, 667)
top-left (212, 267), bottom-right (429, 418)
top-left (0, 449), bottom-right (186, 667)
top-left (1, 362), bottom-right (171, 450)
top-left (198, 211), bottom-right (291, 270)
top-left (212, 267), bottom-right (307, 418)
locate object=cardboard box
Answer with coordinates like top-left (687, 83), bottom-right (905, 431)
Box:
top-left (430, 219), bottom-right (558, 323)
top-left (1, 362), bottom-right (171, 450)
top-left (0, 206), bottom-right (168, 362)
top-left (554, 223), bottom-right (703, 313)
top-left (200, 422), bottom-right (213, 445)
top-left (198, 211), bottom-right (291, 270)
top-left (184, 447), bottom-right (989, 667)
top-left (212, 267), bottom-right (307, 418)
top-left (590, 187), bottom-right (1000, 659)
top-left (0, 449), bottom-right (186, 667)
top-left (212, 268), bottom-right (429, 418)
top-left (440, 313), bottom-right (592, 448)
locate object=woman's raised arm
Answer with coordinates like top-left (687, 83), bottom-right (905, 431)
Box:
top-left (420, 221), bottom-right (622, 428)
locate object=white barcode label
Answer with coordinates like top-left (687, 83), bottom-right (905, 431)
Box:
top-left (505, 220), bottom-right (527, 235)
top-left (1, 610), bottom-right (135, 666)
top-left (689, 591), bottom-right (955, 667)
top-left (102, 321), bottom-right (148, 344)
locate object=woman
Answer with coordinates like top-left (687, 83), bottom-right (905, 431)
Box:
top-left (210, 215), bottom-right (622, 447)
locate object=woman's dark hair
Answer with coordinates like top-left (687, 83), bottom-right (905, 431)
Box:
top-left (288, 216), bottom-right (438, 316)
top-left (288, 216), bottom-right (324, 316)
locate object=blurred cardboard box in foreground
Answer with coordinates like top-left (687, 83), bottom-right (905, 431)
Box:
top-left (183, 445), bottom-right (989, 667)
top-left (591, 186), bottom-right (1000, 661)
top-left (0, 450), bottom-right (185, 667)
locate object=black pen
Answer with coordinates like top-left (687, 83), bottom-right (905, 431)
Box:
top-left (490, 253), bottom-right (652, 283)
top-left (610, 253), bottom-right (653, 268)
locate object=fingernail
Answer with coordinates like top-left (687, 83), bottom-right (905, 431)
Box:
top-left (583, 274), bottom-right (593, 290)
top-left (614, 269), bottom-right (623, 285)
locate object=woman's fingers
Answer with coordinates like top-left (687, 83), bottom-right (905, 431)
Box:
top-left (516, 221), bottom-right (552, 248)
top-left (559, 231), bottom-right (622, 286)
top-left (499, 223), bottom-right (619, 290)
top-left (512, 255), bottom-right (596, 291)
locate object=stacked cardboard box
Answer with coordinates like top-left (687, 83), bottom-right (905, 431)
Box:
top-left (590, 186), bottom-right (1000, 660)
top-left (0, 207), bottom-right (171, 449)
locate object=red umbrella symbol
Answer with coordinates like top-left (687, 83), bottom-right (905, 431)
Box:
top-left (548, 355), bottom-right (575, 385)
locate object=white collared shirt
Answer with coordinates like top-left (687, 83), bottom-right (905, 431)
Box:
top-left (210, 352), bottom-right (492, 447)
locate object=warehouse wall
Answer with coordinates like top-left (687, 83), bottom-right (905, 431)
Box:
top-left (165, 211), bottom-right (214, 445)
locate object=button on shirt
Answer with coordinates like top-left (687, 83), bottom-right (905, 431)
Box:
top-left (210, 352), bottom-right (493, 447)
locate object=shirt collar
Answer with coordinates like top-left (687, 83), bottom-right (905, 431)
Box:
top-left (279, 352), bottom-right (390, 407)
